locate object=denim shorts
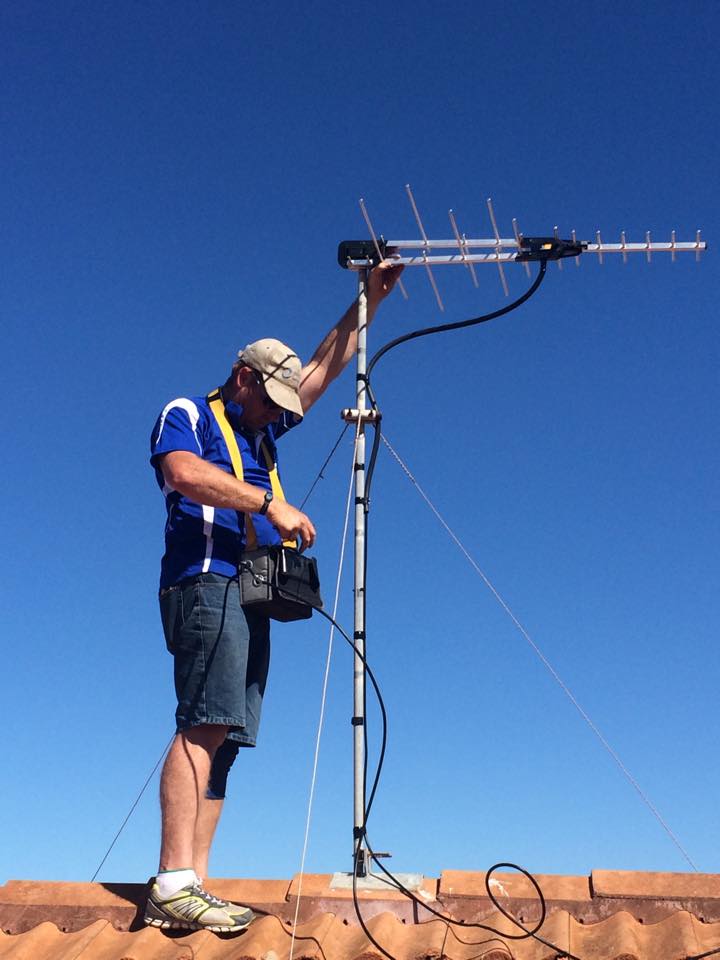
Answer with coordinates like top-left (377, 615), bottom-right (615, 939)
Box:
top-left (159, 573), bottom-right (270, 746)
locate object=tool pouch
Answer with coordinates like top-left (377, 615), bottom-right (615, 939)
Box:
top-left (239, 546), bottom-right (322, 622)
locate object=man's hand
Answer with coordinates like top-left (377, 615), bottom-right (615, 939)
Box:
top-left (367, 257), bottom-right (404, 306)
top-left (266, 499), bottom-right (316, 552)
top-left (160, 453), bottom-right (315, 551)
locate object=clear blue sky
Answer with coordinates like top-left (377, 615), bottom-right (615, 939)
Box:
top-left (2, 1), bottom-right (718, 885)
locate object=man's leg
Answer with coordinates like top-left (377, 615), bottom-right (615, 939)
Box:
top-left (193, 797), bottom-right (223, 880)
top-left (147, 575), bottom-right (256, 932)
top-left (146, 722), bottom-right (254, 933)
top-left (159, 724), bottom-right (228, 871)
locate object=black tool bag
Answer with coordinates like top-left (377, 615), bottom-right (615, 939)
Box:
top-left (239, 546), bottom-right (323, 622)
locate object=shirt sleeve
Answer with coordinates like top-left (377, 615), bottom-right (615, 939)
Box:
top-left (150, 398), bottom-right (205, 465)
top-left (272, 410), bottom-right (303, 442)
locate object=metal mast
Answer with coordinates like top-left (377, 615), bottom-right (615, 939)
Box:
top-left (351, 268), bottom-right (369, 876)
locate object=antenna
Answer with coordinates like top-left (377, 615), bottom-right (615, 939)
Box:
top-left (339, 190), bottom-right (707, 306)
top-left (336, 188), bottom-right (708, 883)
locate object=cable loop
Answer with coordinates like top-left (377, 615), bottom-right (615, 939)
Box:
top-left (484, 863), bottom-right (545, 938)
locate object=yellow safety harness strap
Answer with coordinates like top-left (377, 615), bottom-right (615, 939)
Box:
top-left (207, 388), bottom-right (294, 550)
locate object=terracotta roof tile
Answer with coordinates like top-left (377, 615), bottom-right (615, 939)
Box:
top-left (2, 873), bottom-right (720, 960)
top-left (2, 910), bottom-right (720, 960)
top-left (440, 870), bottom-right (591, 901)
top-left (593, 870), bottom-right (720, 901)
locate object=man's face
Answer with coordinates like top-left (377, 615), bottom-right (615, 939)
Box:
top-left (237, 368), bottom-right (285, 430)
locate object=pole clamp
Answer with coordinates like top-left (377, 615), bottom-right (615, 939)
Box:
top-left (341, 408), bottom-right (382, 424)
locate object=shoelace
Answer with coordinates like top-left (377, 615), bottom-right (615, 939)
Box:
top-left (190, 883), bottom-right (229, 908)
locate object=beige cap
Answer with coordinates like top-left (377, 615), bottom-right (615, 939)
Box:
top-left (238, 338), bottom-right (304, 416)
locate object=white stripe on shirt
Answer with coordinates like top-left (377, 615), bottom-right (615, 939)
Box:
top-left (156, 398), bottom-right (202, 453)
top-left (156, 398), bottom-right (214, 568)
top-left (201, 504), bottom-right (215, 573)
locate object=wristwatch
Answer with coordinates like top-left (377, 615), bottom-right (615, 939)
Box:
top-left (258, 490), bottom-right (273, 516)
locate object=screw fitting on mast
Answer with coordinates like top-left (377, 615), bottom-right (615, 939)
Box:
top-left (341, 408), bottom-right (381, 424)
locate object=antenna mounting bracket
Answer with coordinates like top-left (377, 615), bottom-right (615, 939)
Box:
top-left (338, 238), bottom-right (388, 268)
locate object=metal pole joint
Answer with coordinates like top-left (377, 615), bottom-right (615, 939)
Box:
top-left (341, 408), bottom-right (381, 424)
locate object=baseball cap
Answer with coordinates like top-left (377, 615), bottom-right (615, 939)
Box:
top-left (237, 338), bottom-right (304, 416)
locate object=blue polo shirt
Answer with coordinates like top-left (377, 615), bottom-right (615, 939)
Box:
top-left (150, 393), bottom-right (302, 589)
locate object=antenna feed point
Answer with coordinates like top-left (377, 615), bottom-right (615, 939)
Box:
top-left (516, 236), bottom-right (587, 261)
top-left (338, 238), bottom-right (388, 269)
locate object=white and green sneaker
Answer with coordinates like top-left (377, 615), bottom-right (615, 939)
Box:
top-left (144, 880), bottom-right (255, 933)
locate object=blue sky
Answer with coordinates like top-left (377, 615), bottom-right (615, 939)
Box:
top-left (2, 1), bottom-right (718, 886)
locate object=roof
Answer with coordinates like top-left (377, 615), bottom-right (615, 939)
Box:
top-left (2, 870), bottom-right (720, 959)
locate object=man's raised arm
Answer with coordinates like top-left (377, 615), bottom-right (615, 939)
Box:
top-left (298, 260), bottom-right (404, 413)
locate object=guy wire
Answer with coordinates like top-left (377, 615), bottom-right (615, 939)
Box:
top-left (289, 423), bottom-right (360, 960)
top-left (90, 733), bottom-right (174, 882)
top-left (299, 423), bottom-right (350, 510)
top-left (379, 431), bottom-right (698, 873)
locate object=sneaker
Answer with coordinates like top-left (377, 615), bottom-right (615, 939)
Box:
top-left (144, 880), bottom-right (256, 933)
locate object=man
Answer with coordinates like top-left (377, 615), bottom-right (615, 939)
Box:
top-left (145, 261), bottom-right (402, 933)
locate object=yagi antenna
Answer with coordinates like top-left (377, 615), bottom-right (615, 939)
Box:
top-left (340, 189), bottom-right (707, 307)
top-left (336, 188), bottom-right (708, 884)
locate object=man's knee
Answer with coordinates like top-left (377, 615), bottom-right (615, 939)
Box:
top-left (206, 739), bottom-right (241, 799)
top-left (180, 724), bottom-right (229, 753)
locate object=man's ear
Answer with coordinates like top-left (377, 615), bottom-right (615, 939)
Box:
top-left (235, 365), bottom-right (255, 387)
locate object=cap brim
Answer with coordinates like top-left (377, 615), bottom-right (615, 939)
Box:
top-left (265, 377), bottom-right (304, 417)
